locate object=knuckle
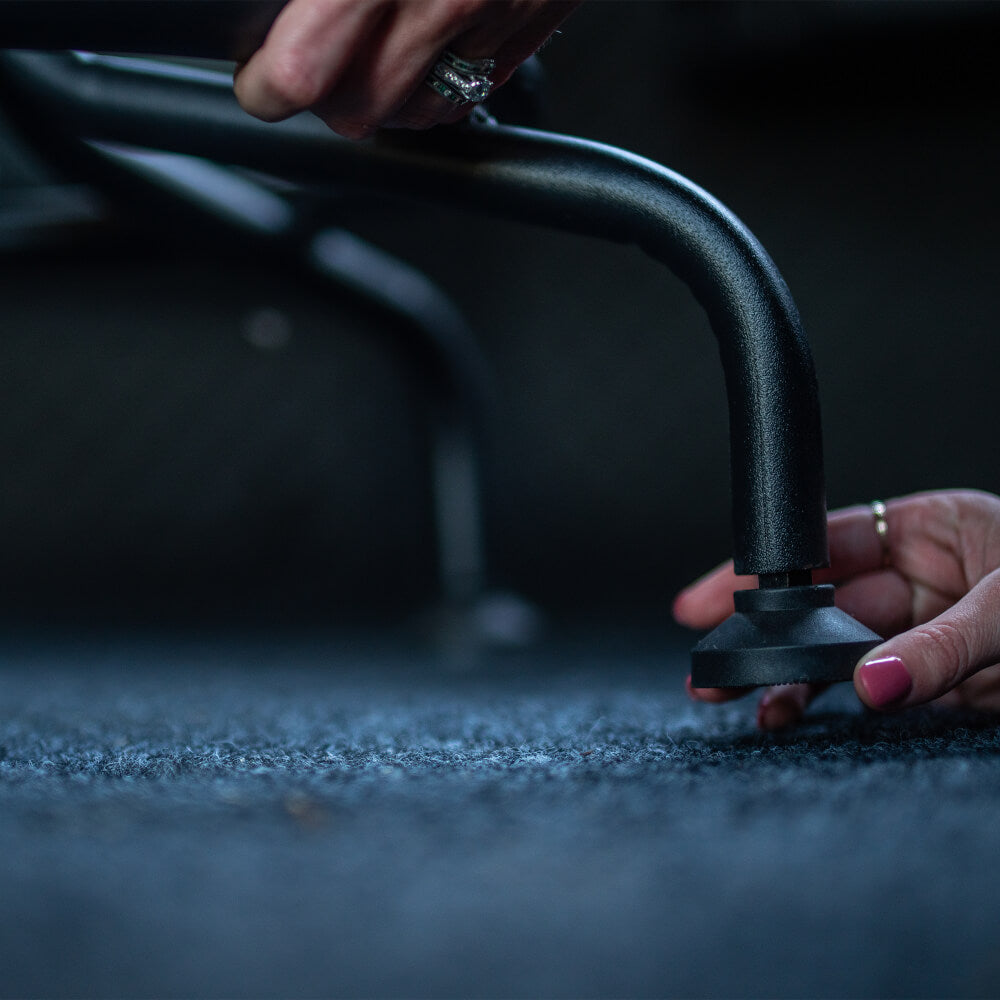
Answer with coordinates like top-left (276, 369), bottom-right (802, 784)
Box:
top-left (265, 52), bottom-right (327, 111)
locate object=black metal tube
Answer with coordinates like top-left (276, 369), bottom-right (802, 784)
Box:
top-left (0, 48), bottom-right (831, 576)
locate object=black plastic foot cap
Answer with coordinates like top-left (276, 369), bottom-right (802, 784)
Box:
top-left (690, 584), bottom-right (882, 688)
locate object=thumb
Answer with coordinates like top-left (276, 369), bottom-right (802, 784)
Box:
top-left (853, 569), bottom-right (1000, 711)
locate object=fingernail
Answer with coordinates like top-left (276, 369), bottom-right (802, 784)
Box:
top-left (858, 656), bottom-right (913, 708)
top-left (757, 691), bottom-right (803, 731)
top-left (684, 675), bottom-right (697, 701)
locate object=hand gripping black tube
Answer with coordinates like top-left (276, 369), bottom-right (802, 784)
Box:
top-left (0, 45), bottom-right (882, 684)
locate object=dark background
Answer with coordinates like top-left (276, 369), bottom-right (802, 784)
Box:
top-left (0, 0), bottom-right (997, 626)
top-left (3, 6), bottom-right (1000, 1000)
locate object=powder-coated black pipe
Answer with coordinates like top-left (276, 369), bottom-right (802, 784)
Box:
top-left (0, 46), bottom-right (831, 577)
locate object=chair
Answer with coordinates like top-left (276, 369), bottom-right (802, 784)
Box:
top-left (0, 3), bottom-right (879, 684)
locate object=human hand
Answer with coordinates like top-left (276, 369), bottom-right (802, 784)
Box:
top-left (674, 490), bottom-right (1000, 730)
top-left (233, 0), bottom-right (578, 139)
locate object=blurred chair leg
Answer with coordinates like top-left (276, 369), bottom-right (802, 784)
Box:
top-left (81, 141), bottom-right (542, 649)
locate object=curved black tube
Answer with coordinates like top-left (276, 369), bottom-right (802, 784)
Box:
top-left (0, 49), bottom-right (830, 576)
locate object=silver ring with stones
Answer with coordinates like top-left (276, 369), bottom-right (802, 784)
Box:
top-left (425, 75), bottom-right (467, 104)
top-left (439, 50), bottom-right (496, 76)
top-left (427, 62), bottom-right (492, 104)
top-left (425, 52), bottom-right (493, 105)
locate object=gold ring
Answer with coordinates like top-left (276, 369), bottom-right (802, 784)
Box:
top-left (871, 500), bottom-right (890, 566)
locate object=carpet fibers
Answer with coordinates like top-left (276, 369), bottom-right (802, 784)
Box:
top-left (1, 630), bottom-right (998, 998)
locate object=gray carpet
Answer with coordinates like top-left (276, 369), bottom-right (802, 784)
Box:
top-left (2, 628), bottom-right (999, 998)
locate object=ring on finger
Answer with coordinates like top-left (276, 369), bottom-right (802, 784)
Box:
top-left (871, 500), bottom-right (891, 566)
top-left (424, 49), bottom-right (494, 105)
top-left (425, 75), bottom-right (468, 104)
top-left (439, 51), bottom-right (495, 76)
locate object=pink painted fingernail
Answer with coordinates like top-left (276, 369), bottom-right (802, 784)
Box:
top-left (858, 656), bottom-right (913, 708)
